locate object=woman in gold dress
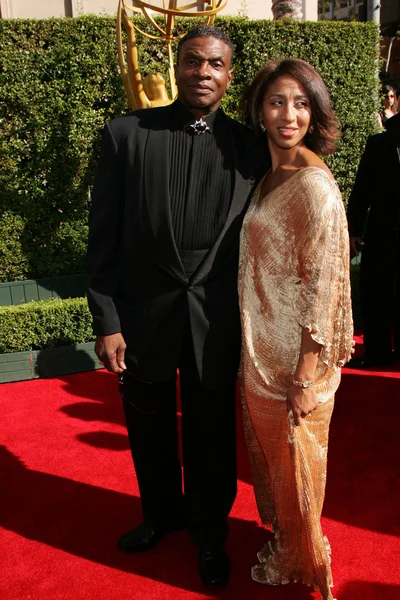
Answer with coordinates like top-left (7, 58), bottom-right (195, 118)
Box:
top-left (239, 59), bottom-right (354, 600)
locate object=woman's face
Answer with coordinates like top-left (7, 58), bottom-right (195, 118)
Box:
top-left (384, 90), bottom-right (395, 109)
top-left (261, 75), bottom-right (311, 152)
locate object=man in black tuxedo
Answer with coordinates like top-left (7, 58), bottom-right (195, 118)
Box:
top-left (347, 113), bottom-right (400, 368)
top-left (87, 26), bottom-right (267, 587)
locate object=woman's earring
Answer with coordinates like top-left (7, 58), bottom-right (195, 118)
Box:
top-left (308, 125), bottom-right (314, 135)
top-left (259, 120), bottom-right (266, 132)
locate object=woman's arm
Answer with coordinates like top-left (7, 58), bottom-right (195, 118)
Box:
top-left (286, 328), bottom-right (321, 426)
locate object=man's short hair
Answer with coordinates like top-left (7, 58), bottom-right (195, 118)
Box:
top-left (177, 25), bottom-right (234, 66)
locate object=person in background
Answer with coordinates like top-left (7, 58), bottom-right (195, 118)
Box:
top-left (87, 25), bottom-right (267, 588)
top-left (347, 112), bottom-right (400, 368)
top-left (378, 84), bottom-right (397, 129)
top-left (239, 58), bottom-right (353, 600)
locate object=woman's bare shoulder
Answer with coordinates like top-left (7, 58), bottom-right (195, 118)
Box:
top-left (300, 150), bottom-right (334, 181)
top-left (295, 152), bottom-right (339, 214)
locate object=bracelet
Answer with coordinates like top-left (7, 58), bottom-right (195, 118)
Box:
top-left (291, 377), bottom-right (315, 389)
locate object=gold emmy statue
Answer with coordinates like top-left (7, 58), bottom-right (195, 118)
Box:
top-left (117, 0), bottom-right (227, 110)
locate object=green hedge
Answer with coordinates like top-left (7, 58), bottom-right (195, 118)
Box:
top-left (0, 297), bottom-right (93, 353)
top-left (0, 16), bottom-right (380, 282)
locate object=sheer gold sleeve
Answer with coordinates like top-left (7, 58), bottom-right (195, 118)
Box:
top-left (297, 172), bottom-right (354, 368)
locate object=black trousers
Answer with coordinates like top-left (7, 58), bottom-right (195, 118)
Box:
top-left (361, 248), bottom-right (400, 360)
top-left (119, 329), bottom-right (237, 550)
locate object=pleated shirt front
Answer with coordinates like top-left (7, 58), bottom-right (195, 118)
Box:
top-left (168, 100), bottom-right (234, 251)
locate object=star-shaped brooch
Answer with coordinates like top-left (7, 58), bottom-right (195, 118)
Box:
top-left (189, 118), bottom-right (210, 135)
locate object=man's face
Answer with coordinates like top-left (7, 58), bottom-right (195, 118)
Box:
top-left (175, 37), bottom-right (233, 117)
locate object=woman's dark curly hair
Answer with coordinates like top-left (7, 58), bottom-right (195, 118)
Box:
top-left (243, 58), bottom-right (340, 156)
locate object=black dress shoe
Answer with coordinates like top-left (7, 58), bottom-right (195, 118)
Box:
top-left (118, 519), bottom-right (186, 553)
top-left (118, 522), bottom-right (166, 553)
top-left (347, 355), bottom-right (393, 369)
top-left (198, 548), bottom-right (230, 588)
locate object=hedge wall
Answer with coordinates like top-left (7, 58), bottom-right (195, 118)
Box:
top-left (0, 297), bottom-right (93, 353)
top-left (0, 16), bottom-right (380, 282)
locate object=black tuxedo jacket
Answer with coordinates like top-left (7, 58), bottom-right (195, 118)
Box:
top-left (347, 125), bottom-right (400, 266)
top-left (87, 102), bottom-right (268, 386)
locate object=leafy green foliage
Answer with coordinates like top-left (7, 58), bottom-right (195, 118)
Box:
top-left (0, 297), bottom-right (93, 353)
top-left (0, 17), bottom-right (125, 282)
top-left (0, 16), bottom-right (380, 282)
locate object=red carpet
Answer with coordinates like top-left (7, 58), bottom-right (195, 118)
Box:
top-left (1, 334), bottom-right (400, 600)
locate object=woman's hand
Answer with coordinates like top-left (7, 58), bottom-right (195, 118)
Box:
top-left (286, 384), bottom-right (319, 426)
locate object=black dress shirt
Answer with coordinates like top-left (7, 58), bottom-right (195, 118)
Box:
top-left (168, 100), bottom-right (234, 251)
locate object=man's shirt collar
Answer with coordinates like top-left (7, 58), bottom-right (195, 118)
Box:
top-left (171, 99), bottom-right (220, 133)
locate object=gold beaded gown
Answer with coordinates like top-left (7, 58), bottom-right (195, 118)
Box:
top-left (238, 167), bottom-right (354, 600)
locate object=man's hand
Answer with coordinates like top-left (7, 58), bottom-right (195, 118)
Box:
top-left (350, 236), bottom-right (364, 256)
top-left (95, 333), bottom-right (127, 373)
top-left (286, 385), bottom-right (319, 427)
